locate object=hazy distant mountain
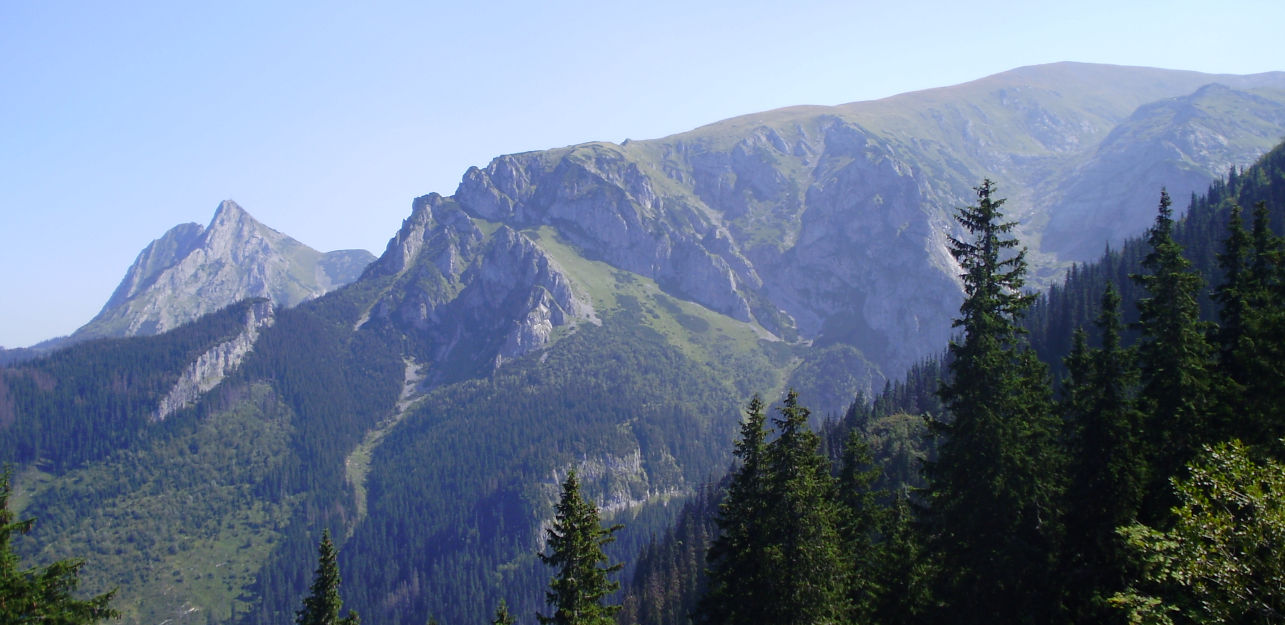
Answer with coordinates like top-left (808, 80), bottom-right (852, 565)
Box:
top-left (70, 200), bottom-right (374, 341)
top-left (6, 63), bottom-right (1285, 625)
top-left (450, 62), bottom-right (1285, 382)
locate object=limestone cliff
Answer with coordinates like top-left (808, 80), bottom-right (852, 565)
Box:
top-left (361, 194), bottom-right (594, 383)
top-left (153, 299), bottom-right (275, 421)
top-left (444, 65), bottom-right (1285, 381)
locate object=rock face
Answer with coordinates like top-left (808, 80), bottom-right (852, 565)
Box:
top-left (457, 145), bottom-right (759, 324)
top-left (73, 200), bottom-right (374, 341)
top-left (154, 299), bottom-right (275, 421)
top-left (362, 194), bottom-right (594, 382)
top-left (440, 63), bottom-right (1285, 379)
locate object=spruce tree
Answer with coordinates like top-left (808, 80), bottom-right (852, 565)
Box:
top-left (1131, 189), bottom-right (1213, 521)
top-left (926, 179), bottom-right (1066, 624)
top-left (0, 472), bottom-right (118, 624)
top-left (1232, 201), bottom-right (1285, 450)
top-left (296, 529), bottom-right (359, 625)
top-left (492, 599), bottom-right (516, 625)
top-left (700, 396), bottom-right (771, 625)
top-left (701, 393), bottom-right (849, 625)
top-left (836, 429), bottom-right (884, 622)
top-left (761, 391), bottom-right (848, 625)
top-left (1061, 285), bottom-right (1146, 623)
top-left (873, 492), bottom-right (929, 625)
top-left (538, 469), bottom-right (622, 625)
top-left (1214, 203), bottom-right (1252, 376)
top-left (1211, 201), bottom-right (1254, 444)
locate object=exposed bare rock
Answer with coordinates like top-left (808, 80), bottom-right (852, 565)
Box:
top-left (154, 299), bottom-right (274, 421)
top-left (445, 69), bottom-right (1285, 381)
top-left (364, 196), bottom-right (594, 382)
top-left (72, 200), bottom-right (373, 342)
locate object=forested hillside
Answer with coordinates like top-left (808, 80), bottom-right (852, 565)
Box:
top-left (622, 139), bottom-right (1285, 625)
top-left (4, 64), bottom-right (1285, 625)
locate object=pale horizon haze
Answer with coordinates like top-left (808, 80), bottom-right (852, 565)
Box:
top-left (3, 0), bottom-right (1284, 347)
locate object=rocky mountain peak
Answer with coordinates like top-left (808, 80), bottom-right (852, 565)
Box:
top-left (69, 201), bottom-right (374, 342)
top-left (211, 198), bottom-right (249, 222)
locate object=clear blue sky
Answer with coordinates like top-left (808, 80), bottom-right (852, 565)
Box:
top-left (2, 0), bottom-right (1283, 347)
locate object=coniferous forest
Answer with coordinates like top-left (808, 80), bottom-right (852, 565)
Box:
top-left (620, 141), bottom-right (1285, 625)
top-left (5, 141), bottom-right (1285, 624)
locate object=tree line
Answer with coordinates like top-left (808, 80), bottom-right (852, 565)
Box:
top-left (623, 145), bottom-right (1285, 625)
top-left (8, 142), bottom-right (1285, 624)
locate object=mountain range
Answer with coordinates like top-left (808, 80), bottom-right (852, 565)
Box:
top-left (4, 62), bottom-right (1285, 625)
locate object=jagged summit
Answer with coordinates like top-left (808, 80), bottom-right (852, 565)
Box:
top-left (207, 198), bottom-right (254, 231)
top-left (70, 200), bottom-right (374, 342)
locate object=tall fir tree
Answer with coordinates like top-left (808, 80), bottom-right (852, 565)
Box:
top-left (1231, 201), bottom-right (1285, 450)
top-left (701, 392), bottom-right (850, 625)
top-left (873, 491), bottom-right (929, 625)
top-left (538, 469), bottom-right (622, 625)
top-left (296, 529), bottom-right (360, 625)
top-left (1214, 203), bottom-right (1252, 377)
top-left (836, 429), bottom-right (885, 622)
top-left (1131, 189), bottom-right (1213, 521)
top-left (700, 396), bottom-right (771, 625)
top-left (1061, 284), bottom-right (1146, 623)
top-left (926, 179), bottom-right (1066, 625)
top-left (1211, 201), bottom-right (1254, 444)
top-left (0, 471), bottom-right (118, 624)
top-left (761, 391), bottom-right (849, 625)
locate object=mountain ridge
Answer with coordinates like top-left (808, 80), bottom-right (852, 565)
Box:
top-left (5, 62), bottom-right (1285, 625)
top-left (437, 63), bottom-right (1285, 385)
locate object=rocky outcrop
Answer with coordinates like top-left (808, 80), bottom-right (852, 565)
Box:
top-left (442, 68), bottom-right (1285, 380)
top-left (154, 299), bottom-right (274, 421)
top-left (452, 122), bottom-right (966, 374)
top-left (363, 195), bottom-right (594, 380)
top-left (469, 226), bottom-right (595, 364)
top-left (537, 449), bottom-right (683, 550)
top-left (73, 200), bottom-right (374, 342)
top-left (457, 144), bottom-right (758, 323)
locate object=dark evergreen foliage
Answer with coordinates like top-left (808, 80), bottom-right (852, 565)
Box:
top-left (835, 429), bottom-right (885, 622)
top-left (924, 180), bottom-right (1066, 624)
top-left (1060, 285), bottom-right (1146, 622)
top-left (0, 471), bottom-right (118, 624)
top-left (539, 469), bottom-right (623, 625)
top-left (700, 392), bottom-right (851, 625)
top-left (619, 486), bottom-right (718, 625)
top-left (1131, 189), bottom-right (1215, 522)
top-left (1218, 201), bottom-right (1285, 451)
top-left (699, 396), bottom-right (771, 625)
top-left (296, 530), bottom-right (360, 625)
top-left (0, 299), bottom-right (267, 472)
top-left (760, 391), bottom-right (849, 624)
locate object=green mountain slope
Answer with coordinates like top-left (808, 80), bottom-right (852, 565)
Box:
top-left (4, 63), bottom-right (1285, 625)
top-left (620, 136), bottom-right (1285, 625)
